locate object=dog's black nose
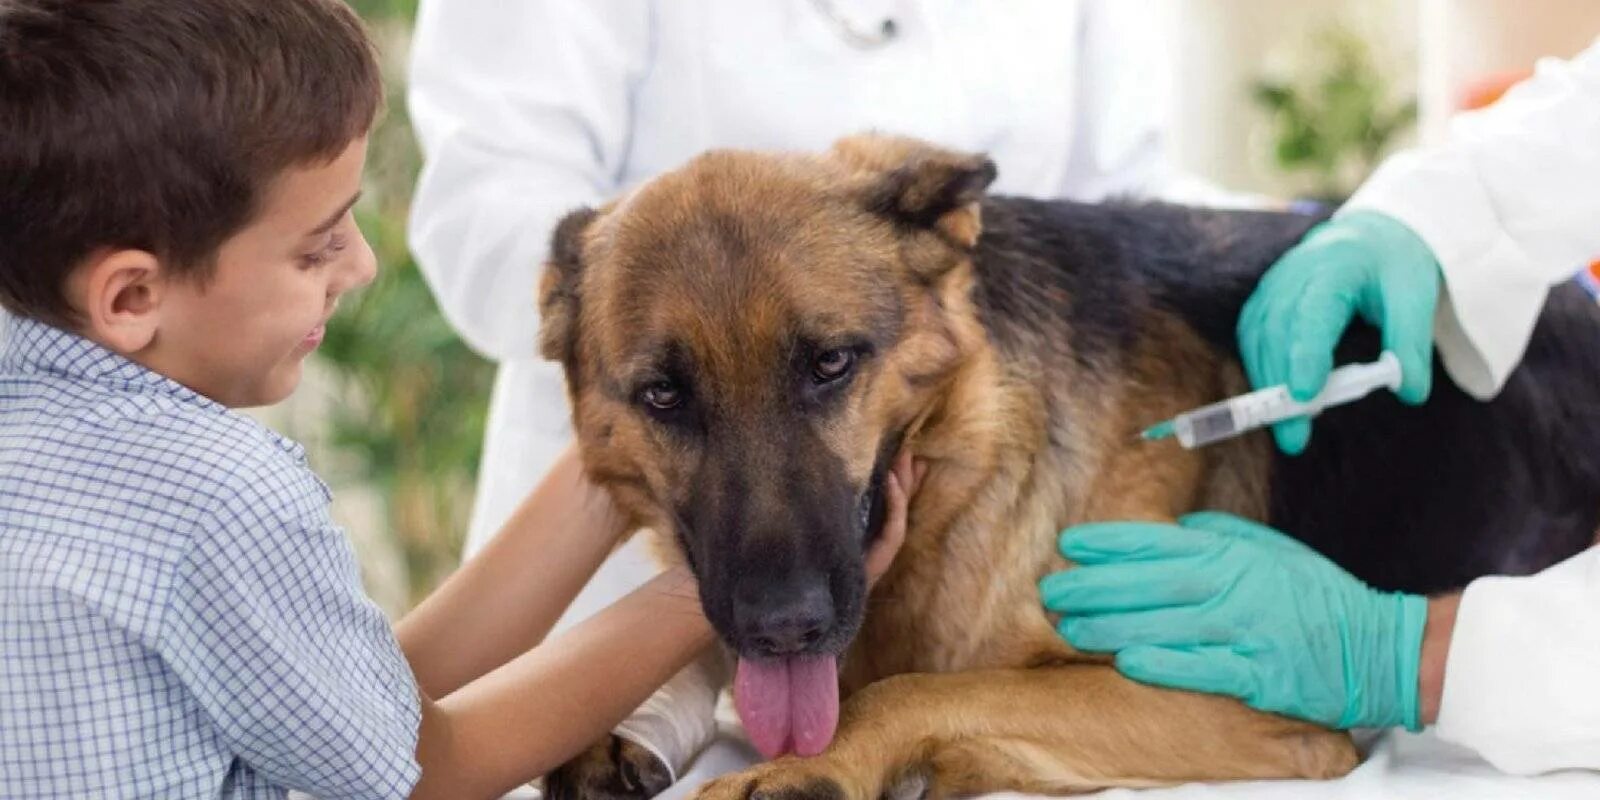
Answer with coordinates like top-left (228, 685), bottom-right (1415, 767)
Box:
top-left (735, 582), bottom-right (834, 656)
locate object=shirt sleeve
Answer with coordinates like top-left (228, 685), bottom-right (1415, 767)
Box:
top-left (406, 0), bottom-right (652, 362)
top-left (1434, 546), bottom-right (1600, 774)
top-left (157, 470), bottom-right (421, 800)
top-left (1342, 37), bottom-right (1600, 399)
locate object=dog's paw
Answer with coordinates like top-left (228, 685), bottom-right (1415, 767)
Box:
top-left (690, 760), bottom-right (851, 800)
top-left (546, 734), bottom-right (674, 800)
top-left (1288, 727), bottom-right (1361, 780)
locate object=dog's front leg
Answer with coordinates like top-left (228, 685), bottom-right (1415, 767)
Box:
top-left (691, 664), bottom-right (1356, 800)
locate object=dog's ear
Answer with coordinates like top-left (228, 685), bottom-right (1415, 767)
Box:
top-left (538, 206), bottom-right (599, 364)
top-left (831, 133), bottom-right (997, 250)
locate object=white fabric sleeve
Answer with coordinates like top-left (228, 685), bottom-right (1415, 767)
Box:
top-left (1434, 546), bottom-right (1600, 774)
top-left (406, 0), bottom-right (651, 361)
top-left (1341, 37), bottom-right (1600, 400)
top-left (612, 649), bottom-right (729, 783)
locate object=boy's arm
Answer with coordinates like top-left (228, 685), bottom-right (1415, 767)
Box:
top-left (409, 567), bottom-right (715, 800)
top-left (398, 444), bottom-right (628, 698)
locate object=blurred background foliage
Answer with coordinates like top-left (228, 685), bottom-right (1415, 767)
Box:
top-left (1252, 25), bottom-right (1417, 201)
top-left (322, 0), bottom-right (493, 604)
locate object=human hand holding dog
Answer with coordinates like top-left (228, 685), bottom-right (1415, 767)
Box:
top-left (1040, 512), bottom-right (1430, 730)
top-left (866, 451), bottom-right (927, 587)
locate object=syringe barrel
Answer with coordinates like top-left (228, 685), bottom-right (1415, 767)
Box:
top-left (1171, 352), bottom-right (1402, 449)
top-left (1175, 386), bottom-right (1295, 447)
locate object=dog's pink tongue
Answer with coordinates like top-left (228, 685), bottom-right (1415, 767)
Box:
top-left (787, 655), bottom-right (840, 756)
top-left (734, 656), bottom-right (840, 759)
top-left (734, 658), bottom-right (792, 759)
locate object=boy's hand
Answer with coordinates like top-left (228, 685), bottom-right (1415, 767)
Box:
top-left (865, 451), bottom-right (927, 587)
top-left (548, 442), bottom-right (630, 544)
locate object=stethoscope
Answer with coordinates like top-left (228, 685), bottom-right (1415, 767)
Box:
top-left (807, 0), bottom-right (898, 49)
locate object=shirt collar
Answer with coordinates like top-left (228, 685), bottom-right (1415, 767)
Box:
top-left (1, 314), bottom-right (307, 460)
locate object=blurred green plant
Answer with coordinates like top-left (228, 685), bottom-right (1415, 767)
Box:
top-left (319, 1), bottom-right (494, 601)
top-left (348, 0), bottom-right (418, 21)
top-left (1253, 25), bottom-right (1417, 201)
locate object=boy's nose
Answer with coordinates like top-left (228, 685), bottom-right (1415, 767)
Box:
top-left (338, 235), bottom-right (379, 293)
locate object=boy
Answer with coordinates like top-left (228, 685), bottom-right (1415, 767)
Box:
top-left (0, 1), bottom-right (917, 797)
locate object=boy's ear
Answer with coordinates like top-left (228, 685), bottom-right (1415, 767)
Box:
top-left (69, 249), bottom-right (164, 354)
top-left (538, 206), bottom-right (599, 365)
top-left (830, 133), bottom-right (997, 250)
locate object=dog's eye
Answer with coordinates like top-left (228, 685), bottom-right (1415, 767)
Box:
top-left (641, 381), bottom-right (683, 410)
top-left (813, 348), bottom-right (855, 383)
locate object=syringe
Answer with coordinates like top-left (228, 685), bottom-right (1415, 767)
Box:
top-left (1141, 352), bottom-right (1402, 449)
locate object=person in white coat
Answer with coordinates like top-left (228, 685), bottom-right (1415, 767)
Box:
top-left (1047, 37), bottom-right (1600, 777)
top-left (407, 0), bottom-right (1241, 784)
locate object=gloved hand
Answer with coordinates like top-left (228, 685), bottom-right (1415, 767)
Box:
top-left (1238, 210), bottom-right (1442, 454)
top-left (1039, 511), bottom-right (1427, 731)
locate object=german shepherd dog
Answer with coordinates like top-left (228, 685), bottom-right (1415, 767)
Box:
top-left (539, 134), bottom-right (1600, 798)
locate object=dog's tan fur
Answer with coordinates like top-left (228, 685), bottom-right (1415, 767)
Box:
top-left (542, 134), bottom-right (1358, 799)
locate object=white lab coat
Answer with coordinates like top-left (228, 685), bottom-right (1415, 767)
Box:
top-left (1340, 37), bottom-right (1600, 777)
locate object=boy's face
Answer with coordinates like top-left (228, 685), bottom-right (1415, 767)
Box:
top-left (155, 137), bottom-right (376, 407)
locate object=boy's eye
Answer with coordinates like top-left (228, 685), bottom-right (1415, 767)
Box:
top-left (299, 232), bottom-right (349, 269)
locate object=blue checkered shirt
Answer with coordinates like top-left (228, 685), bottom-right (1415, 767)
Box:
top-left (0, 317), bottom-right (421, 798)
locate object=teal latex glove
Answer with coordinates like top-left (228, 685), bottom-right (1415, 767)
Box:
top-left (1238, 210), bottom-right (1442, 455)
top-left (1040, 512), bottom-right (1426, 731)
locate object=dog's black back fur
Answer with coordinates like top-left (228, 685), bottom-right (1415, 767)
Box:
top-left (973, 196), bottom-right (1600, 595)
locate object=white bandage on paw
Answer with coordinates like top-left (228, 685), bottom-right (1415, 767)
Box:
top-left (611, 649), bottom-right (729, 785)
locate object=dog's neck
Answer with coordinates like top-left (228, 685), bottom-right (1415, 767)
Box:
top-left (894, 253), bottom-right (1054, 548)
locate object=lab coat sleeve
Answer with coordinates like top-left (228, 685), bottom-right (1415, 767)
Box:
top-left (1434, 546), bottom-right (1600, 774)
top-left (1341, 38), bottom-right (1600, 400)
top-left (1063, 0), bottom-right (1262, 208)
top-left (407, 0), bottom-right (650, 362)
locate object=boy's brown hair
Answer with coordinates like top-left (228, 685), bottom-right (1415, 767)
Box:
top-left (0, 0), bottom-right (382, 327)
